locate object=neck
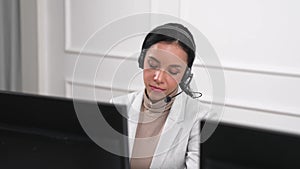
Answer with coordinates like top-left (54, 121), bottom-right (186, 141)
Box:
top-left (143, 88), bottom-right (178, 113)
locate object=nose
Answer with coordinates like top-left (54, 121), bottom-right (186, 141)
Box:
top-left (153, 69), bottom-right (165, 83)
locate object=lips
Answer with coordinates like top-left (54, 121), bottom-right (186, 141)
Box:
top-left (149, 85), bottom-right (166, 92)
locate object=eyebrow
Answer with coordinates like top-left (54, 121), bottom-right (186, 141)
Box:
top-left (169, 65), bottom-right (183, 69)
top-left (148, 56), bottom-right (184, 69)
top-left (148, 56), bottom-right (160, 63)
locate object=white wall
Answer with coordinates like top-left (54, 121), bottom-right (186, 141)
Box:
top-left (181, 0), bottom-right (300, 134)
top-left (20, 0), bottom-right (39, 94)
top-left (22, 0), bottom-right (300, 135)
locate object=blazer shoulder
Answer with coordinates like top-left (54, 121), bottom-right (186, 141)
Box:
top-left (185, 95), bottom-right (210, 120)
top-left (110, 91), bottom-right (141, 106)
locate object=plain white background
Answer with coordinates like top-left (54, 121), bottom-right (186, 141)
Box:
top-left (20, 0), bottom-right (300, 135)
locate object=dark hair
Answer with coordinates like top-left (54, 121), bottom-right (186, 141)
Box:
top-left (141, 23), bottom-right (196, 68)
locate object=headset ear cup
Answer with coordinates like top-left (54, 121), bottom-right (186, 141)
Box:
top-left (180, 68), bottom-right (192, 90)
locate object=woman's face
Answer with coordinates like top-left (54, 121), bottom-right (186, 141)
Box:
top-left (143, 41), bottom-right (188, 101)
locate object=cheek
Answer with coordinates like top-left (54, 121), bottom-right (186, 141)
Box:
top-left (166, 76), bottom-right (180, 88)
top-left (143, 69), bottom-right (152, 83)
top-left (166, 71), bottom-right (183, 85)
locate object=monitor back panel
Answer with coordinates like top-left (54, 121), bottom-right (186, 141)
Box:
top-left (0, 91), bottom-right (129, 169)
top-left (201, 120), bottom-right (300, 169)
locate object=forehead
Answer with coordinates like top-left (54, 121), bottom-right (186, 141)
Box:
top-left (146, 42), bottom-right (188, 66)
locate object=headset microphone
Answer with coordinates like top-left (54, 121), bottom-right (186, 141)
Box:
top-left (164, 91), bottom-right (183, 103)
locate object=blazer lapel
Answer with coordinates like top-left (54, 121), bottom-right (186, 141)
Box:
top-left (150, 93), bottom-right (186, 168)
top-left (127, 91), bottom-right (143, 158)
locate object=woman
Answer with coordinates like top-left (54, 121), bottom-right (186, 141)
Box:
top-left (112, 23), bottom-right (208, 169)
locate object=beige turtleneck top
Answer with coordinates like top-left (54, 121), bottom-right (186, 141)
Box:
top-left (130, 89), bottom-right (177, 169)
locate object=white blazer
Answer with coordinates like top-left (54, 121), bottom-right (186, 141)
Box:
top-left (112, 90), bottom-right (208, 169)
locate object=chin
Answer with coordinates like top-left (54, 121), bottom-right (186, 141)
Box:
top-left (147, 90), bottom-right (167, 101)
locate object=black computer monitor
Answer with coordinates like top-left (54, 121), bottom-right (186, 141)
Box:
top-left (201, 120), bottom-right (300, 169)
top-left (0, 90), bottom-right (129, 169)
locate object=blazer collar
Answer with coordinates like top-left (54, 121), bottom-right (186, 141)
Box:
top-left (127, 90), bottom-right (187, 161)
top-left (127, 90), bottom-right (143, 158)
top-left (150, 91), bottom-right (187, 167)
top-left (128, 90), bottom-right (143, 122)
top-left (167, 90), bottom-right (186, 123)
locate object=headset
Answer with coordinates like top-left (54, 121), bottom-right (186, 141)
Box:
top-left (138, 23), bottom-right (202, 99)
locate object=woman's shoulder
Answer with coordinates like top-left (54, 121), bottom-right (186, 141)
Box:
top-left (183, 93), bottom-right (210, 120)
top-left (110, 90), bottom-right (142, 105)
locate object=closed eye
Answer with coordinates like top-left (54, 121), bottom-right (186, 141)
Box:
top-left (168, 69), bottom-right (180, 75)
top-left (168, 66), bottom-right (182, 75)
top-left (147, 57), bottom-right (160, 69)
